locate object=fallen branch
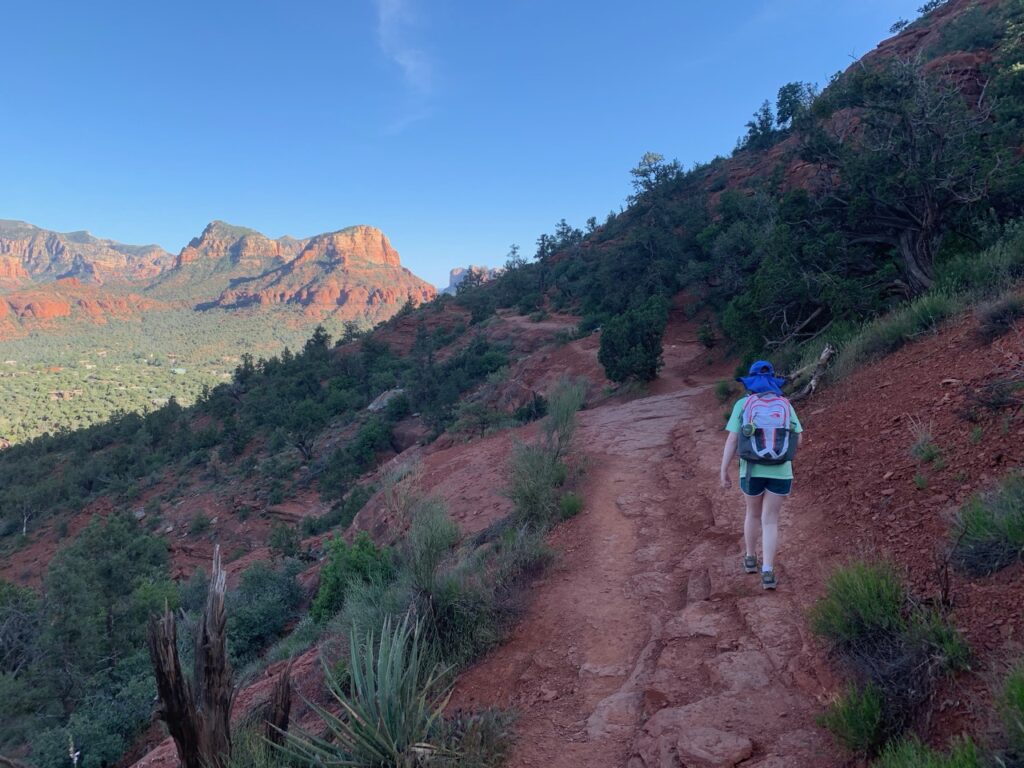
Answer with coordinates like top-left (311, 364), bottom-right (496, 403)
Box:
top-left (789, 344), bottom-right (835, 403)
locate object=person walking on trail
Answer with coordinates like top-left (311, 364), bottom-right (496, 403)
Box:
top-left (719, 360), bottom-right (803, 590)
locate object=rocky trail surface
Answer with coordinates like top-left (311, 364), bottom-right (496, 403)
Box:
top-left (452, 327), bottom-right (841, 767)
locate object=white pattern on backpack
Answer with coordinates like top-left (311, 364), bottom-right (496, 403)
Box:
top-left (736, 394), bottom-right (798, 477)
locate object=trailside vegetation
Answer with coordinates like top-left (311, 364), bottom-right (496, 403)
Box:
top-left (448, 1), bottom-right (1024, 383)
top-left (810, 561), bottom-right (968, 757)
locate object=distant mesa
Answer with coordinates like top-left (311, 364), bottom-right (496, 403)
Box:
top-left (0, 218), bottom-right (437, 331)
top-left (442, 265), bottom-right (503, 295)
top-left (204, 224), bottom-right (436, 320)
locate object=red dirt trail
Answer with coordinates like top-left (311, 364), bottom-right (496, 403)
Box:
top-left (451, 323), bottom-right (841, 767)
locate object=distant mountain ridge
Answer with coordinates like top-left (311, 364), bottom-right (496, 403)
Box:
top-left (0, 218), bottom-right (436, 330)
top-left (0, 219), bottom-right (174, 283)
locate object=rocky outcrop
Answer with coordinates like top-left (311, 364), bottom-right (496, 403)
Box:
top-left (0, 219), bottom-right (173, 283)
top-left (0, 279), bottom-right (162, 333)
top-left (210, 225), bottom-right (436, 319)
top-left (0, 219), bottom-right (437, 332)
top-left (442, 265), bottom-right (503, 295)
top-left (173, 221), bottom-right (301, 269)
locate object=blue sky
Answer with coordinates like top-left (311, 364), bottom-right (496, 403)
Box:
top-left (0, 0), bottom-right (923, 288)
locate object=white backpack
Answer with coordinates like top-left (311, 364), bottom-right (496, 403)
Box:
top-left (736, 394), bottom-right (798, 475)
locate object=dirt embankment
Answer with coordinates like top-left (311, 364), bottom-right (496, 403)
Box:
top-left (800, 316), bottom-right (1024, 747)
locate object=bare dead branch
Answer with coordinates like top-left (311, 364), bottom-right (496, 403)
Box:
top-left (264, 660), bottom-right (293, 746)
top-left (147, 545), bottom-right (235, 768)
top-left (789, 344), bottom-right (835, 403)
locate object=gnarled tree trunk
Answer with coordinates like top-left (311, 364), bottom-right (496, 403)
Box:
top-left (148, 546), bottom-right (235, 768)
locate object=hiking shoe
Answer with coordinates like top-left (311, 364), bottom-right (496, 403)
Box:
top-left (743, 554), bottom-right (758, 574)
top-left (761, 570), bottom-right (778, 590)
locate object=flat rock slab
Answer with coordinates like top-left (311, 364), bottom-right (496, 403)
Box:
top-left (587, 690), bottom-right (642, 739)
top-left (735, 597), bottom-right (804, 671)
top-left (664, 602), bottom-right (732, 639)
top-left (704, 650), bottom-right (774, 692)
top-left (677, 726), bottom-right (753, 767)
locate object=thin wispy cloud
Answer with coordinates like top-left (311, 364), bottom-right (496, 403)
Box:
top-left (374, 0), bottom-right (433, 99)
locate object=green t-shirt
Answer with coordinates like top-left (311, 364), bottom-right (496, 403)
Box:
top-left (725, 395), bottom-right (803, 480)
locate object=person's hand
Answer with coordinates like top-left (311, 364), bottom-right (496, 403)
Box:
top-left (720, 472), bottom-right (732, 490)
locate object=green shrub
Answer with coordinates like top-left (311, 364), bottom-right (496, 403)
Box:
top-left (278, 615), bottom-right (452, 767)
top-left (714, 380), bottom-right (734, 404)
top-left (311, 532), bottom-right (394, 622)
top-left (697, 319), bottom-right (716, 349)
top-left (506, 442), bottom-right (566, 527)
top-left (809, 561), bottom-right (906, 647)
top-left (832, 292), bottom-right (959, 379)
top-left (513, 393), bottom-right (548, 424)
top-left (930, 2), bottom-right (1003, 57)
top-left (1003, 660), bottom-right (1024, 751)
top-left (492, 524), bottom-right (555, 584)
top-left (811, 560), bottom-right (970, 753)
top-left (264, 614), bottom-right (322, 666)
top-left (908, 417), bottom-right (940, 464)
top-left (406, 500), bottom-right (460, 593)
top-left (301, 484), bottom-right (374, 536)
top-left (937, 224), bottom-right (1024, 297)
top-left (385, 392), bottom-right (412, 421)
top-left (818, 684), bottom-right (885, 756)
top-left (559, 491), bottom-right (584, 519)
top-left (873, 736), bottom-right (983, 768)
top-left (189, 511), bottom-right (212, 536)
top-left (951, 473), bottom-right (1024, 575)
top-left (505, 379), bottom-right (585, 529)
top-left (336, 573), bottom-right (414, 639)
top-left (268, 522), bottom-right (300, 559)
top-left (419, 565), bottom-right (501, 666)
top-left (227, 727), bottom-right (285, 768)
top-left (227, 561), bottom-right (303, 666)
top-left (598, 296), bottom-right (669, 382)
top-left (437, 708), bottom-right (515, 768)
top-left (976, 293), bottom-right (1024, 342)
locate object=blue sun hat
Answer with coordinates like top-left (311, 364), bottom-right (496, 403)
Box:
top-left (737, 360), bottom-right (786, 395)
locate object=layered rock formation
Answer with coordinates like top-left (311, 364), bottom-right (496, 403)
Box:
top-left (0, 219), bottom-right (436, 332)
top-left (0, 219), bottom-right (173, 283)
top-left (146, 220), bottom-right (302, 302)
top-left (0, 278), bottom-right (159, 328)
top-left (211, 225), bottom-right (435, 319)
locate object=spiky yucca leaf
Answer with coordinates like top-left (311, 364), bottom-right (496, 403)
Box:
top-left (276, 613), bottom-right (453, 767)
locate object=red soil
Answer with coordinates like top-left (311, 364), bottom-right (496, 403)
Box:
top-left (800, 316), bottom-right (1024, 750)
top-left (122, 302), bottom-right (1024, 767)
top-left (451, 312), bottom-right (843, 767)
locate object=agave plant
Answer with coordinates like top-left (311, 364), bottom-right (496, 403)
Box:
top-left (277, 613), bottom-right (453, 767)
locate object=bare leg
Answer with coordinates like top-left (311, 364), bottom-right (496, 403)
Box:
top-left (743, 492), bottom-right (763, 557)
top-left (761, 492), bottom-right (785, 569)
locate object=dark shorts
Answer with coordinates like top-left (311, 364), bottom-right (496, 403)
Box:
top-left (740, 476), bottom-right (793, 497)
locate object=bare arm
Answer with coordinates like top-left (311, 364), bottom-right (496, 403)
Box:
top-left (720, 431), bottom-right (738, 489)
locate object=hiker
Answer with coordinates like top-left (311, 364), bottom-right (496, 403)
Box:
top-left (719, 360), bottom-right (803, 590)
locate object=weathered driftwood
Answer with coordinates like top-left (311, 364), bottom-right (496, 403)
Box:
top-left (148, 546), bottom-right (235, 768)
top-left (788, 344), bottom-right (835, 403)
top-left (264, 660), bottom-right (293, 746)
